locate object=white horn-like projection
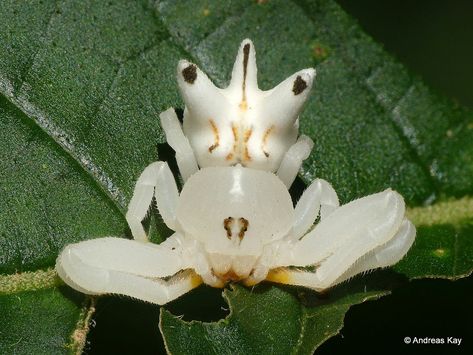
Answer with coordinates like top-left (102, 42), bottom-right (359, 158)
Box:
top-left (177, 39), bottom-right (316, 173)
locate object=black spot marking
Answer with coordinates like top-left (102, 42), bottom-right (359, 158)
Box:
top-left (292, 75), bottom-right (307, 95)
top-left (182, 64), bottom-right (197, 84)
top-left (243, 44), bottom-right (250, 80)
top-left (242, 43), bottom-right (250, 98)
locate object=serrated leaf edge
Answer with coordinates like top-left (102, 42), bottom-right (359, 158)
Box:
top-left (67, 296), bottom-right (96, 355)
top-left (159, 285), bottom-right (391, 355)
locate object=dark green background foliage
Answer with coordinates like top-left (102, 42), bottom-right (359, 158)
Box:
top-left (0, 0), bottom-right (472, 354)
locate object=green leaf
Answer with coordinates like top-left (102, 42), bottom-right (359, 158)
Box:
top-left (160, 284), bottom-right (389, 355)
top-left (0, 270), bottom-right (94, 354)
top-left (0, 0), bottom-right (472, 354)
top-left (400, 198), bottom-right (473, 279)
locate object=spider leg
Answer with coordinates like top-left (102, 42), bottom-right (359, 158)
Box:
top-left (290, 178), bottom-right (339, 241)
top-left (332, 217), bottom-right (415, 284)
top-left (276, 135), bottom-right (314, 188)
top-left (56, 235), bottom-right (202, 305)
top-left (267, 218), bottom-right (415, 291)
top-left (267, 189), bottom-right (410, 289)
top-left (126, 161), bottom-right (178, 241)
top-left (159, 108), bottom-right (199, 182)
top-left (244, 179), bottom-right (338, 285)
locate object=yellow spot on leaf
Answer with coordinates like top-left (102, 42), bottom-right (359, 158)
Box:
top-left (432, 248), bottom-right (448, 258)
top-left (311, 42), bottom-right (330, 63)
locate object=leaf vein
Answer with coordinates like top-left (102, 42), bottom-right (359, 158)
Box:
top-left (15, 0), bottom-right (61, 94)
top-left (291, 303), bottom-right (308, 355)
top-left (0, 268), bottom-right (60, 294)
top-left (0, 88), bottom-right (128, 212)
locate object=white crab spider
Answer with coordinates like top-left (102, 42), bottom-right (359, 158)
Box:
top-left (173, 38), bottom-right (316, 187)
top-left (55, 38), bottom-right (416, 304)
top-left (56, 112), bottom-right (416, 305)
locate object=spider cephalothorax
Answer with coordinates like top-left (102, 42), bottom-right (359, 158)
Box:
top-left (57, 161), bottom-right (414, 304)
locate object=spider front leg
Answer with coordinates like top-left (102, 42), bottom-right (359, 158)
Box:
top-left (276, 135), bottom-right (314, 188)
top-left (159, 108), bottom-right (199, 182)
top-left (268, 218), bottom-right (415, 290)
top-left (332, 218), bottom-right (415, 283)
top-left (244, 178), bottom-right (339, 286)
top-left (56, 234), bottom-right (203, 304)
top-left (126, 161), bottom-right (179, 241)
top-left (290, 178), bottom-right (339, 241)
top-left (266, 189), bottom-right (415, 290)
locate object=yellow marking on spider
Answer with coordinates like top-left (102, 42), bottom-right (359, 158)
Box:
top-left (190, 271), bottom-right (204, 288)
top-left (242, 278), bottom-right (259, 287)
top-left (266, 268), bottom-right (291, 284)
top-left (208, 119), bottom-right (220, 152)
top-left (262, 125), bottom-right (275, 157)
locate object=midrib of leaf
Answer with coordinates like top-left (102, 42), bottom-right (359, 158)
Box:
top-left (0, 0), bottom-right (165, 214)
top-left (0, 1), bottom-right (199, 216)
top-left (0, 0), bottom-right (128, 210)
top-left (0, 88), bottom-right (127, 213)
